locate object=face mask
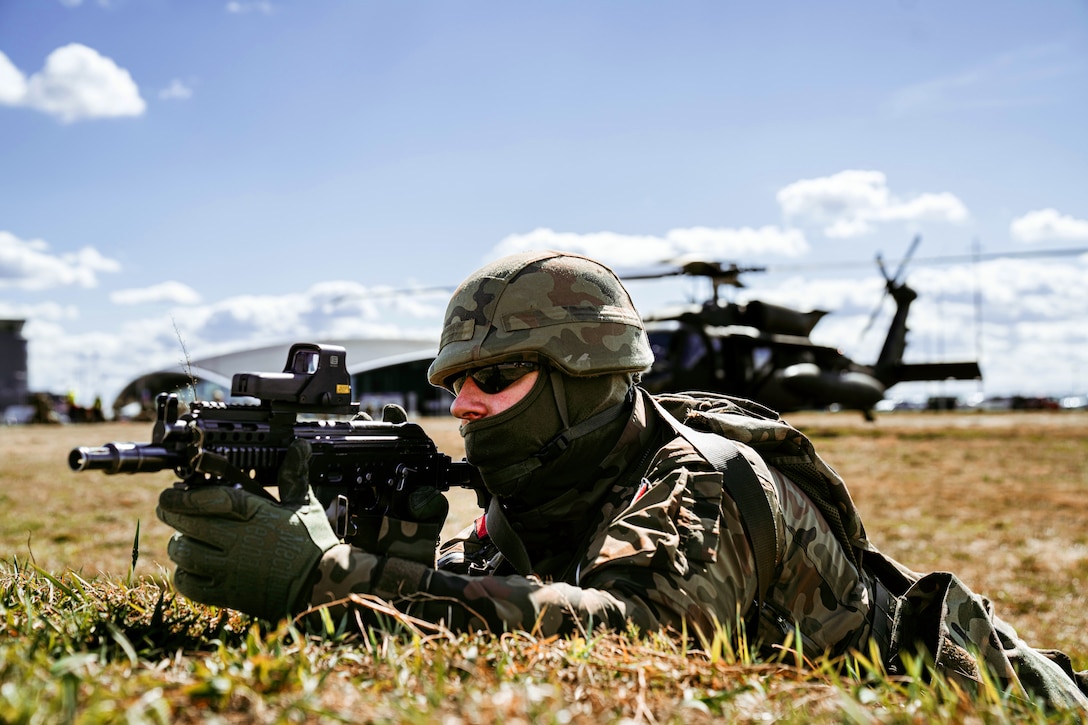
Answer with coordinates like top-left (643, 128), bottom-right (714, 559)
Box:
top-left (461, 371), bottom-right (559, 498)
top-left (462, 369), bottom-right (633, 502)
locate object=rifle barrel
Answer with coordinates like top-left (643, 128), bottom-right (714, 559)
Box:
top-left (68, 443), bottom-right (178, 474)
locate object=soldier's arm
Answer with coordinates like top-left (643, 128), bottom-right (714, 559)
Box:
top-left (307, 445), bottom-right (760, 637)
top-left (309, 545), bottom-right (647, 634)
top-left (308, 541), bottom-right (753, 637)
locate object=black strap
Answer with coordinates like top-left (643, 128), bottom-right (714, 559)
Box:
top-left (649, 397), bottom-right (780, 636)
top-left (483, 496), bottom-right (534, 577)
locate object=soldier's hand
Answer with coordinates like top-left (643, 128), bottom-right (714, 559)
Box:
top-left (155, 439), bottom-right (340, 620)
top-left (350, 486), bottom-right (449, 566)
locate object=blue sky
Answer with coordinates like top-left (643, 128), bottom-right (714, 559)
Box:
top-left (2, 0), bottom-right (1087, 408)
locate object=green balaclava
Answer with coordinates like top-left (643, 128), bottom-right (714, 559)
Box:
top-left (461, 367), bottom-right (635, 509)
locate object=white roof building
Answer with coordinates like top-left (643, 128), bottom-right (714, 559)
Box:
top-left (112, 337), bottom-right (443, 418)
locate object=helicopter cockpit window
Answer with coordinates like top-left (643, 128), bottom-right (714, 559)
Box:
top-left (646, 325), bottom-right (707, 371)
top-left (647, 330), bottom-right (673, 363)
top-left (679, 331), bottom-right (708, 371)
top-left (752, 346), bottom-right (773, 374)
top-left (642, 323), bottom-right (717, 392)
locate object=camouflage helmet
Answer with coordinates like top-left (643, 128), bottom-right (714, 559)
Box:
top-left (428, 250), bottom-right (654, 390)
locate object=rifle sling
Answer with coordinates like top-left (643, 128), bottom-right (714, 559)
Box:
top-left (484, 495), bottom-right (534, 577)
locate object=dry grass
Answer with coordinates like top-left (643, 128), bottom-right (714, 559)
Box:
top-left (0, 422), bottom-right (178, 581)
top-left (3, 411), bottom-right (1087, 661)
top-left (784, 410), bottom-right (1088, 666)
top-left (1, 410), bottom-right (1086, 722)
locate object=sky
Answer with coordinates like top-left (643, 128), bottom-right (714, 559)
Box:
top-left (1, 0), bottom-right (1087, 409)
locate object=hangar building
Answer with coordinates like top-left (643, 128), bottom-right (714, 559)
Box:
top-left (112, 337), bottom-right (451, 419)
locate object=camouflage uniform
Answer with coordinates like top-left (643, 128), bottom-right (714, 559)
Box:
top-left (307, 250), bottom-right (1088, 712)
top-left (310, 249), bottom-right (880, 650)
top-left (311, 387), bottom-right (877, 654)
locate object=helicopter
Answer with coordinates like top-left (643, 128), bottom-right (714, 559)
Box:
top-left (626, 236), bottom-right (982, 420)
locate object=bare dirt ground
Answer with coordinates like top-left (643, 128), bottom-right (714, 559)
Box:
top-left (3, 409), bottom-right (1085, 665)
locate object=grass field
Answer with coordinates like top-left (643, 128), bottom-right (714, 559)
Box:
top-left (1, 410), bottom-right (1086, 722)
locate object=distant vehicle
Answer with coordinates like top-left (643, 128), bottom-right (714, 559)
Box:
top-left (2, 405), bottom-right (35, 425)
top-left (1059, 395), bottom-right (1087, 410)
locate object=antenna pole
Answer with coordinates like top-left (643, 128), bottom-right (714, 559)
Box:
top-left (972, 237), bottom-right (984, 398)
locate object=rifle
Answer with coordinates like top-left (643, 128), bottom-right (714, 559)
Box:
top-left (68, 343), bottom-right (484, 544)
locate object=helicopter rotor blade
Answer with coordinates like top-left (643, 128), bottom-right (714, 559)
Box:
top-left (889, 234), bottom-right (922, 286)
top-left (617, 259), bottom-right (767, 283)
top-left (859, 292), bottom-right (888, 340)
top-left (621, 244), bottom-right (1086, 284)
top-left (875, 252), bottom-right (889, 283)
top-left (620, 269), bottom-right (686, 281)
top-left (861, 235), bottom-right (920, 341)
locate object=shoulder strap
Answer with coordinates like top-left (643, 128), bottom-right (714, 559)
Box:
top-left (649, 396), bottom-right (781, 633)
top-left (483, 496), bottom-right (534, 577)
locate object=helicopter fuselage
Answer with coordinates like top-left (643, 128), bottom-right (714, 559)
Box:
top-left (640, 315), bottom-right (887, 414)
top-left (639, 270), bottom-right (981, 417)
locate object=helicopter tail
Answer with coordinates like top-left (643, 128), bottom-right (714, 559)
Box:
top-left (877, 361), bottom-right (982, 385)
top-left (867, 236), bottom-right (982, 390)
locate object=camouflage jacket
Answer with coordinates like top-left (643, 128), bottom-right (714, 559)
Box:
top-left (308, 387), bottom-right (1088, 710)
top-left (309, 388), bottom-right (876, 653)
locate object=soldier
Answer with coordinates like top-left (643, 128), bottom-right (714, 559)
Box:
top-left (157, 250), bottom-right (1087, 711)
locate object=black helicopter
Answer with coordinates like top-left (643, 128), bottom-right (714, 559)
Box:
top-left (626, 237), bottom-right (982, 419)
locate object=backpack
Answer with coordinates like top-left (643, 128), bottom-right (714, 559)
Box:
top-left (652, 391), bottom-right (875, 575)
top-left (653, 391), bottom-right (1088, 711)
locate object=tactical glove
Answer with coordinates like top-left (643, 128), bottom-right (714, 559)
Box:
top-left (156, 439), bottom-right (340, 621)
top-left (349, 484), bottom-right (449, 565)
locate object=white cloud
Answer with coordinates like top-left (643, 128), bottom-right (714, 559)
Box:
top-left (158, 79), bottom-right (193, 101)
top-left (492, 228), bottom-right (672, 267)
top-left (778, 170), bottom-right (890, 218)
top-left (12, 275), bottom-right (447, 403)
top-left (663, 226), bottom-right (809, 259)
top-left (0, 44), bottom-right (146, 123)
top-left (110, 281), bottom-right (202, 306)
top-left (491, 225), bottom-right (809, 270)
top-left (875, 192), bottom-right (970, 224)
top-left (777, 170), bottom-right (968, 238)
top-left (309, 280), bottom-right (449, 319)
top-left (1010, 208), bottom-right (1088, 244)
top-left (0, 300), bottom-right (79, 323)
top-left (159, 280), bottom-right (443, 357)
top-left (0, 231), bottom-right (121, 289)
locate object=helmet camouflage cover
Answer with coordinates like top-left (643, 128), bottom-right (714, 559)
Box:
top-left (428, 250), bottom-right (654, 389)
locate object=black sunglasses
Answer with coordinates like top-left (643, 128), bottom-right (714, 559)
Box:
top-left (449, 361), bottom-right (540, 395)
